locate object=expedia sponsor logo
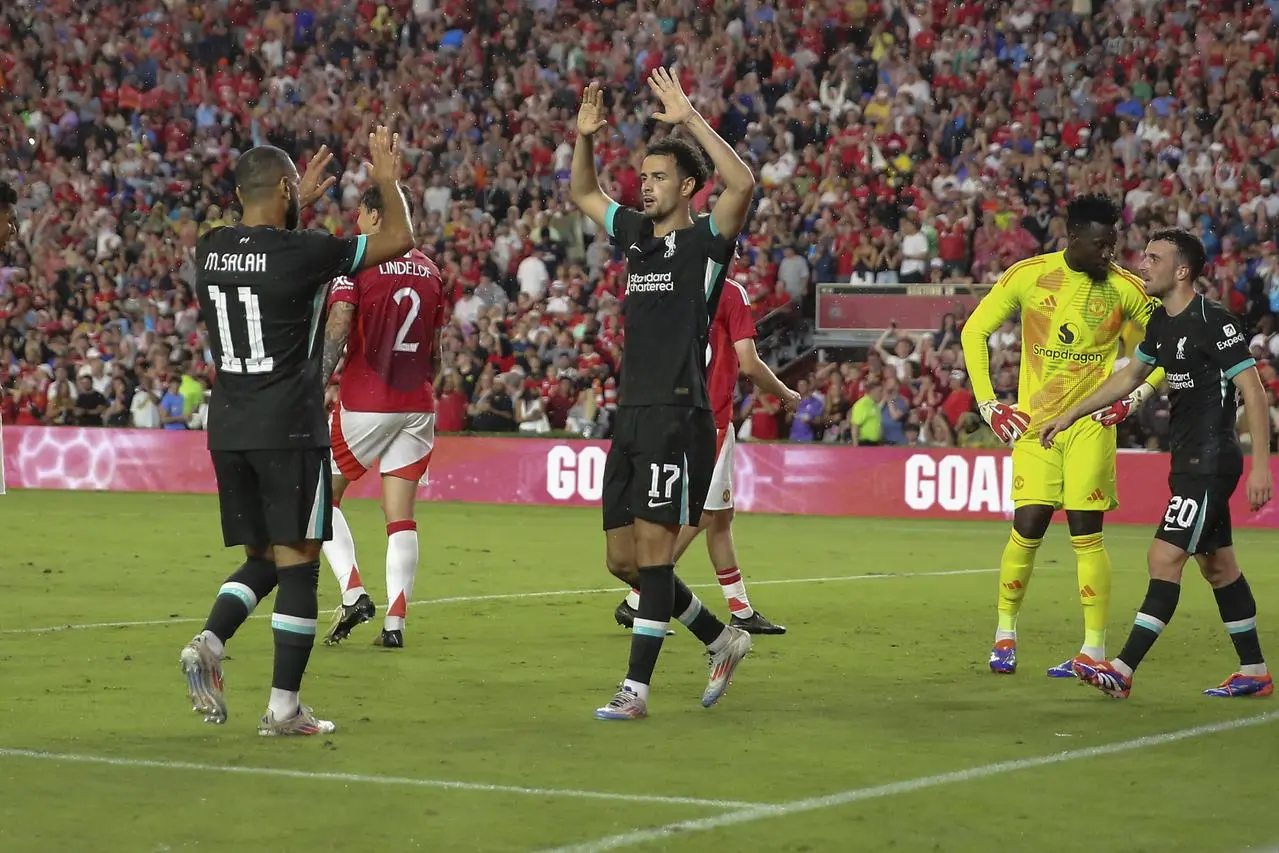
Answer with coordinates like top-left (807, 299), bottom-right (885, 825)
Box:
top-left (1031, 343), bottom-right (1105, 363)
top-left (1167, 371), bottom-right (1194, 390)
top-left (1217, 333), bottom-right (1245, 351)
top-left (627, 272), bottom-right (675, 293)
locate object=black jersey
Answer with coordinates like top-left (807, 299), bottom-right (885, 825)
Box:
top-left (196, 225), bottom-right (368, 451)
top-left (606, 204), bottom-right (734, 409)
top-left (1135, 294), bottom-right (1256, 476)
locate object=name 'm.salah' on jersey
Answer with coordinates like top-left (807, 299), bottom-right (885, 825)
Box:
top-left (606, 203), bottom-right (735, 409)
top-left (328, 248), bottom-right (446, 414)
top-left (196, 225), bottom-right (368, 451)
top-left (1135, 294), bottom-right (1257, 476)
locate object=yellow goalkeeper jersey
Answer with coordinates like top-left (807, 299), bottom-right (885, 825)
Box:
top-left (960, 252), bottom-right (1165, 432)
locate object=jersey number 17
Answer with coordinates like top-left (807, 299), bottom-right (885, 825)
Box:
top-left (208, 285), bottom-right (274, 374)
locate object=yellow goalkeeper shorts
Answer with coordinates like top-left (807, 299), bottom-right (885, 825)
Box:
top-left (1011, 418), bottom-right (1118, 512)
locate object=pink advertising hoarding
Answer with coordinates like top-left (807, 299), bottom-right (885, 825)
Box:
top-left (4, 426), bottom-right (1279, 529)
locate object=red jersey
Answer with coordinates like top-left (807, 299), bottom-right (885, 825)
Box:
top-left (707, 279), bottom-right (758, 429)
top-left (329, 248), bottom-right (446, 413)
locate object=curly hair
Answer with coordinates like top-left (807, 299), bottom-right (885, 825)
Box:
top-left (644, 136), bottom-right (712, 196)
top-left (1065, 193), bottom-right (1122, 231)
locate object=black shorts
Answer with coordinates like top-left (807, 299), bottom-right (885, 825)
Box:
top-left (210, 448), bottom-right (332, 548)
top-left (1154, 471), bottom-right (1239, 555)
top-left (602, 405), bottom-right (716, 531)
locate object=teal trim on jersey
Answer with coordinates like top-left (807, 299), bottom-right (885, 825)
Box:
top-left (708, 212), bottom-right (722, 237)
top-left (349, 234), bottom-right (368, 273)
top-left (1224, 358), bottom-right (1256, 380)
top-left (1187, 489), bottom-right (1209, 553)
top-left (1135, 347), bottom-right (1158, 365)
top-left (306, 284), bottom-right (328, 358)
top-left (703, 259), bottom-right (724, 300)
top-left (605, 202), bottom-right (620, 237)
top-left (679, 453), bottom-right (690, 527)
top-left (308, 459), bottom-right (326, 540)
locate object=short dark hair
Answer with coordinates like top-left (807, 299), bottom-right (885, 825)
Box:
top-left (1150, 227), bottom-right (1207, 281)
top-left (1065, 193), bottom-right (1122, 231)
top-left (233, 146), bottom-right (294, 200)
top-left (644, 137), bottom-right (711, 196)
top-left (360, 185), bottom-right (413, 218)
top-left (0, 180), bottom-right (16, 207)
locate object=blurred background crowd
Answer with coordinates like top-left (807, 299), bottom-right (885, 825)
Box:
top-left (3, 0), bottom-right (1279, 451)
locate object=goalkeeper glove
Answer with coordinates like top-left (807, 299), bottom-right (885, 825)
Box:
top-left (1090, 382), bottom-right (1156, 427)
top-left (978, 400), bottom-right (1032, 443)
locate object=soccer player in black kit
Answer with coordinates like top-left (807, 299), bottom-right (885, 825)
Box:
top-left (1040, 229), bottom-right (1273, 699)
top-left (182, 127), bottom-right (416, 735)
top-left (571, 68), bottom-right (766, 720)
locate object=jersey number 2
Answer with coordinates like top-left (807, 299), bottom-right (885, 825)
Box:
top-left (392, 287), bottom-right (420, 353)
top-left (208, 286), bottom-right (273, 374)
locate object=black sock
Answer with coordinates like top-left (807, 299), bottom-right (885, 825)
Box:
top-left (271, 561), bottom-right (320, 692)
top-left (203, 557), bottom-right (278, 644)
top-left (672, 575), bottom-right (727, 646)
top-left (1117, 579), bottom-right (1181, 672)
top-left (1214, 574), bottom-right (1265, 667)
top-left (625, 565), bottom-right (674, 689)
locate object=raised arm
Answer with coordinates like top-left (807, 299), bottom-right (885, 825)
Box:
top-left (648, 68), bottom-right (755, 239)
top-left (357, 126), bottom-right (416, 269)
top-left (569, 83), bottom-right (616, 230)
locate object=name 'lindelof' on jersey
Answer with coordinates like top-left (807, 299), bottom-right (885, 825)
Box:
top-left (606, 204), bottom-right (735, 410)
top-left (195, 225), bottom-right (368, 451)
top-left (964, 251), bottom-right (1165, 432)
top-left (1136, 293), bottom-right (1256, 476)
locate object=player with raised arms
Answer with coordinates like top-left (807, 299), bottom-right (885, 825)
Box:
top-left (182, 127), bottom-right (415, 736)
top-left (961, 194), bottom-right (1165, 678)
top-left (1040, 229), bottom-right (1273, 699)
top-left (612, 258), bottom-right (798, 635)
top-left (318, 186), bottom-right (446, 650)
top-left (571, 68), bottom-right (757, 720)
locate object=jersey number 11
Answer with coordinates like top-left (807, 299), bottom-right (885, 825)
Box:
top-left (208, 285), bottom-right (274, 374)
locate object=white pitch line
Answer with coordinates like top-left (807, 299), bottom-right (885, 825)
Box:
top-left (0, 567), bottom-right (999, 636)
top-left (542, 710), bottom-right (1279, 853)
top-left (0, 748), bottom-right (767, 810)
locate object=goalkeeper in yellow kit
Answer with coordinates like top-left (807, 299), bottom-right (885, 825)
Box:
top-left (961, 195), bottom-right (1165, 677)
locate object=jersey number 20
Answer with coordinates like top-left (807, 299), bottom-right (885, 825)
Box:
top-left (208, 286), bottom-right (274, 374)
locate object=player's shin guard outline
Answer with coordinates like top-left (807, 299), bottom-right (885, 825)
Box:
top-left (271, 561), bottom-right (320, 692)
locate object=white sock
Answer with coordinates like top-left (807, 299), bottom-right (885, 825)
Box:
top-left (323, 505), bottom-right (366, 607)
top-left (268, 688), bottom-right (299, 719)
top-left (384, 521), bottom-right (419, 632)
top-left (1081, 645), bottom-right (1105, 661)
top-left (1110, 658), bottom-right (1135, 678)
top-left (1241, 662), bottom-right (1269, 677)
top-left (994, 629), bottom-right (1016, 643)
top-left (622, 678), bottom-right (650, 702)
top-left (198, 629), bottom-right (224, 659)
top-left (707, 627), bottom-right (732, 653)
top-left (625, 587), bottom-right (640, 609)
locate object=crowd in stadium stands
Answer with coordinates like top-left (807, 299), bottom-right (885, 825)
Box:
top-left (4, 0), bottom-right (1279, 451)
